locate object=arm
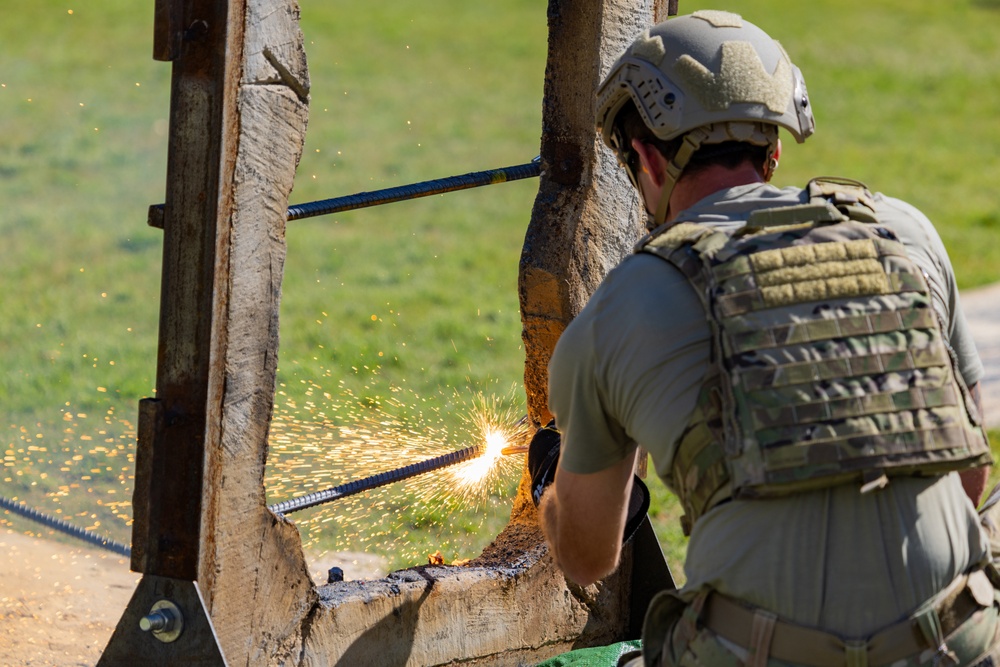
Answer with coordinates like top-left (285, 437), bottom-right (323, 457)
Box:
top-left (538, 448), bottom-right (638, 587)
top-left (960, 382), bottom-right (991, 507)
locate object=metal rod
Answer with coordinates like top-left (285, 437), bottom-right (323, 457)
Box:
top-left (268, 444), bottom-right (483, 516)
top-left (286, 159), bottom-right (541, 221)
top-left (148, 158), bottom-right (542, 228)
top-left (0, 494), bottom-right (131, 558)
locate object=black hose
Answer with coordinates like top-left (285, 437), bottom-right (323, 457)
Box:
top-left (0, 494), bottom-right (131, 558)
top-left (268, 445), bottom-right (483, 516)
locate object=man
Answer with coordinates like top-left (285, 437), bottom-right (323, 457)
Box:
top-left (531, 10), bottom-right (999, 666)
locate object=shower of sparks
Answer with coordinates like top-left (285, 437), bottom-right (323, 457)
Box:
top-left (265, 376), bottom-right (529, 578)
top-left (2, 400), bottom-right (137, 545)
top-left (1, 340), bottom-right (529, 582)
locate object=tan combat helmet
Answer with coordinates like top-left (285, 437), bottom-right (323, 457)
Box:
top-left (596, 10), bottom-right (815, 227)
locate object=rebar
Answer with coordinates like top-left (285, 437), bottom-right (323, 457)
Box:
top-left (286, 159), bottom-right (541, 221)
top-left (0, 494), bottom-right (131, 558)
top-left (148, 158), bottom-right (541, 228)
top-left (268, 444), bottom-right (483, 516)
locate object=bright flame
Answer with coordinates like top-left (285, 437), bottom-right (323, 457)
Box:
top-left (450, 428), bottom-right (508, 490)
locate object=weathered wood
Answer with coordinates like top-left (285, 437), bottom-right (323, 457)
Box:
top-left (299, 527), bottom-right (634, 666)
top-left (128, 0), bottom-right (671, 663)
top-left (518, 0), bottom-right (656, 427)
top-left (195, 0), bottom-right (313, 664)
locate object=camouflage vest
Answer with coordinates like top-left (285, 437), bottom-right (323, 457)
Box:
top-left (639, 178), bottom-right (992, 535)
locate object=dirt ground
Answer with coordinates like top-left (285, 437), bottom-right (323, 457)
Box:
top-left (0, 528), bottom-right (137, 667)
top-left (0, 523), bottom-right (388, 666)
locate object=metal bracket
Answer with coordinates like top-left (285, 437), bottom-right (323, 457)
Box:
top-left (97, 574), bottom-right (229, 666)
top-left (152, 0), bottom-right (184, 61)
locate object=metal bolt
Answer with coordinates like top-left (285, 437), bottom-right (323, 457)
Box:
top-left (139, 610), bottom-right (171, 632)
top-left (139, 599), bottom-right (184, 643)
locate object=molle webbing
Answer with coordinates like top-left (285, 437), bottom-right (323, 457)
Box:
top-left (669, 377), bottom-right (731, 536)
top-left (640, 182), bottom-right (991, 527)
top-left (728, 305), bottom-right (938, 353)
top-left (737, 340), bottom-right (949, 391)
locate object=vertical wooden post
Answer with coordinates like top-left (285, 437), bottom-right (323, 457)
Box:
top-left (518, 0), bottom-right (664, 429)
top-left (101, 0), bottom-right (311, 662)
top-left (98, 0), bottom-right (244, 660)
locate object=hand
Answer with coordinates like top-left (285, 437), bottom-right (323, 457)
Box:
top-left (527, 420), bottom-right (561, 506)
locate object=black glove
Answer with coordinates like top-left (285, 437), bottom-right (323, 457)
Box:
top-left (527, 420), bottom-right (561, 506)
top-left (528, 420), bottom-right (650, 542)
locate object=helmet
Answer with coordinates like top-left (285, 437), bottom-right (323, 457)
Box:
top-left (596, 11), bottom-right (815, 226)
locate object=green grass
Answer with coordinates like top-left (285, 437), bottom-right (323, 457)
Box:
top-left (2, 0), bottom-right (1000, 574)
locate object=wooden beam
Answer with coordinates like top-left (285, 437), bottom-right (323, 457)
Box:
top-left (518, 0), bottom-right (652, 428)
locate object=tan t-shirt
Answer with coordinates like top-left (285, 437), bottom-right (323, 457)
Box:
top-left (548, 182), bottom-right (988, 636)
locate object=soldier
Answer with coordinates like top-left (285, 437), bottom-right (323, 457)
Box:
top-left (530, 10), bottom-right (999, 666)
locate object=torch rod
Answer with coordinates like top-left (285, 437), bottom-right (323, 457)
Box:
top-left (268, 444), bottom-right (484, 516)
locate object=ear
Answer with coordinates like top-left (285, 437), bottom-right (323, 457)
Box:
top-left (631, 138), bottom-right (667, 187)
top-left (764, 138), bottom-right (782, 181)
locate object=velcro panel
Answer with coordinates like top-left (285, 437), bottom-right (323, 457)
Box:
top-left (759, 273), bottom-right (891, 309)
top-left (738, 343), bottom-right (949, 391)
top-left (712, 239), bottom-right (930, 318)
top-left (751, 238), bottom-right (879, 271)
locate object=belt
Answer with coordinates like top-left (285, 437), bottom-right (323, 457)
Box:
top-left (702, 570), bottom-right (991, 667)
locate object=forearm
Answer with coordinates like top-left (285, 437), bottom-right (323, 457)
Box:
top-left (537, 455), bottom-right (637, 587)
top-left (539, 486), bottom-right (622, 587)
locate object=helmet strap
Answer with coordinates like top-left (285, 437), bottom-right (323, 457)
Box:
top-left (653, 129), bottom-right (708, 227)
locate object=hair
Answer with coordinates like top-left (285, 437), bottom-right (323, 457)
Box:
top-left (612, 101), bottom-right (769, 180)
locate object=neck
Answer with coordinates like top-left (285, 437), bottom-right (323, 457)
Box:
top-left (666, 162), bottom-right (766, 222)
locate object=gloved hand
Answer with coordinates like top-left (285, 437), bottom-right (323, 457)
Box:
top-left (527, 420), bottom-right (561, 507)
top-left (527, 419), bottom-right (651, 544)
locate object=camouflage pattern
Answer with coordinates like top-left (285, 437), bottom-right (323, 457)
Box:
top-left (643, 571), bottom-right (1000, 666)
top-left (650, 601), bottom-right (1000, 666)
top-left (638, 178), bottom-right (992, 532)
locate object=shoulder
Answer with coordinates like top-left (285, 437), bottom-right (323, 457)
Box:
top-left (870, 192), bottom-right (954, 289)
top-left (870, 193), bottom-right (943, 248)
top-left (673, 182), bottom-right (806, 223)
top-left (576, 253), bottom-right (702, 334)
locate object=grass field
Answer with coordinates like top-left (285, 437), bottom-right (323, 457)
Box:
top-left (2, 0), bottom-right (999, 577)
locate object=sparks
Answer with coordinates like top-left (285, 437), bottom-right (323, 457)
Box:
top-left (446, 392), bottom-right (529, 499)
top-left (264, 374), bottom-right (528, 574)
